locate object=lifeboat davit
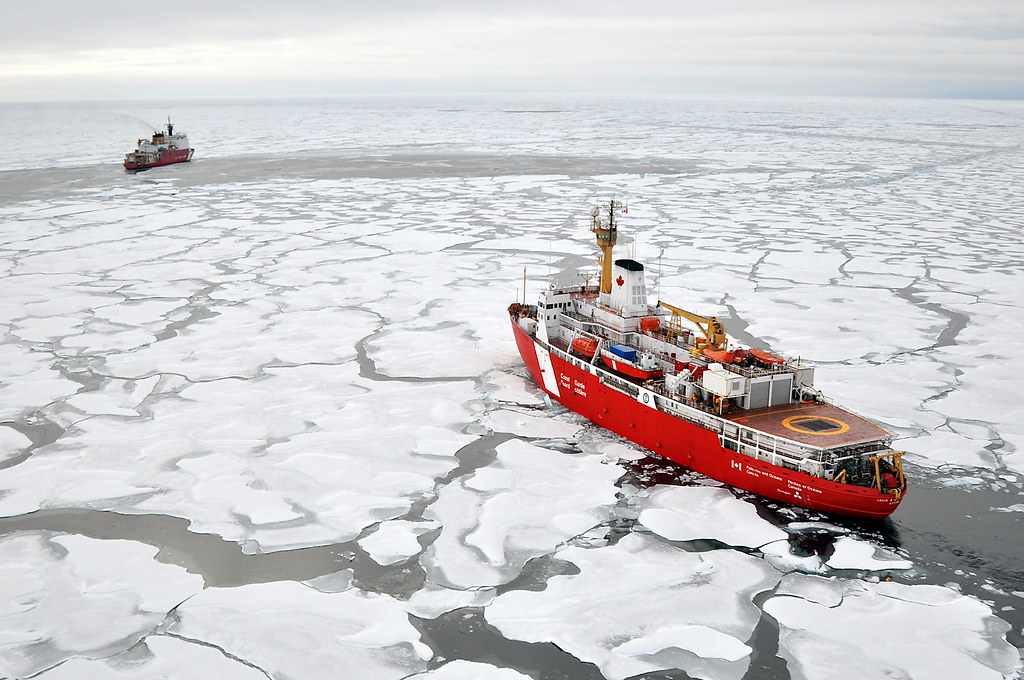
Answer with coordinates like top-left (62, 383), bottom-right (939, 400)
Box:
top-left (571, 337), bottom-right (599, 358)
top-left (749, 348), bottom-right (785, 365)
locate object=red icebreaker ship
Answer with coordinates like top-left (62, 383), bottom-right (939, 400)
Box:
top-left (124, 119), bottom-right (194, 170)
top-left (508, 201), bottom-right (906, 519)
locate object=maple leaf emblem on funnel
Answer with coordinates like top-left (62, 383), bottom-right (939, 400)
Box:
top-left (616, 275), bottom-right (624, 286)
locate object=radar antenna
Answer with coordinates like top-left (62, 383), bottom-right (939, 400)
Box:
top-left (590, 199), bottom-right (627, 295)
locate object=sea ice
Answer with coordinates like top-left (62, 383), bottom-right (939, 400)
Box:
top-left (174, 581), bottom-right (431, 680)
top-left (0, 534), bottom-right (203, 678)
top-left (421, 438), bottom-right (620, 588)
top-left (764, 578), bottom-right (1019, 680)
top-left (0, 426), bottom-right (31, 464)
top-left (825, 536), bottom-right (913, 572)
top-left (637, 485), bottom-right (788, 549)
top-left (481, 407), bottom-right (583, 439)
top-left (0, 364), bottom-right (477, 552)
top-left (65, 375), bottom-right (159, 418)
top-left (0, 344), bottom-right (81, 420)
top-left (367, 326), bottom-right (505, 379)
top-left (485, 532), bottom-right (782, 680)
top-left (484, 369), bottom-right (545, 407)
top-left (407, 660), bottom-right (532, 679)
top-left (34, 635), bottom-right (269, 680)
top-left (359, 519), bottom-right (439, 566)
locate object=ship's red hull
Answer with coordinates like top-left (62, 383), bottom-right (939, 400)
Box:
top-left (512, 318), bottom-right (903, 519)
top-left (124, 148), bottom-right (194, 170)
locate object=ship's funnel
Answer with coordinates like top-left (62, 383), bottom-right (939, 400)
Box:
top-left (608, 258), bottom-right (647, 315)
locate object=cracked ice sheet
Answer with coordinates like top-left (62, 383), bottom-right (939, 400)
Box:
top-left (172, 581), bottom-right (431, 680)
top-left (421, 438), bottom-right (621, 588)
top-left (0, 534), bottom-right (203, 679)
top-left (637, 485), bottom-right (788, 549)
top-left (485, 532), bottom-right (782, 680)
top-left (0, 364), bottom-right (476, 552)
top-left (484, 370), bottom-right (545, 407)
top-left (764, 577), bottom-right (1019, 680)
top-left (36, 635), bottom-right (268, 680)
top-left (104, 305), bottom-right (377, 382)
top-left (481, 408), bottom-right (583, 439)
top-left (65, 375), bottom-right (160, 418)
top-left (0, 344), bottom-right (82, 420)
top-left (738, 283), bottom-right (939, 363)
top-left (367, 326), bottom-right (505, 379)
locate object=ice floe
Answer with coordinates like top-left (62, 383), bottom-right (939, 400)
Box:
top-left (825, 536), bottom-right (913, 572)
top-left (359, 519), bottom-right (439, 566)
top-left (481, 407), bottom-right (583, 439)
top-left (637, 485), bottom-right (788, 549)
top-left (421, 438), bottom-right (620, 588)
top-left (0, 533), bottom-right (203, 678)
top-left (1, 97), bottom-right (1022, 678)
top-left (764, 577), bottom-right (1019, 680)
top-left (173, 581), bottom-right (431, 680)
top-left (485, 532), bottom-right (781, 680)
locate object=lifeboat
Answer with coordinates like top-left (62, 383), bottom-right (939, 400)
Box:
top-left (640, 317), bottom-right (661, 332)
top-left (571, 337), bottom-right (599, 358)
top-left (749, 348), bottom-right (785, 365)
top-left (703, 348), bottom-right (735, 364)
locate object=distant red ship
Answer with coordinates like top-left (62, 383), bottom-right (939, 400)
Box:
top-left (124, 119), bottom-right (194, 170)
top-left (509, 201), bottom-right (907, 519)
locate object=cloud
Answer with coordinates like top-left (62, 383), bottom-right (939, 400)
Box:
top-left (1, 0), bottom-right (1021, 100)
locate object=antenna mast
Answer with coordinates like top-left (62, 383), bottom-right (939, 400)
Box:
top-left (590, 199), bottom-right (627, 295)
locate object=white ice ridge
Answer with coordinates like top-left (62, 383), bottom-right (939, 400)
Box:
top-left (0, 534), bottom-right (204, 679)
top-left (485, 532), bottom-right (781, 680)
top-left (421, 438), bottom-right (621, 588)
top-left (173, 581), bottom-right (431, 680)
top-left (637, 485), bottom-right (788, 549)
top-left (764, 575), bottom-right (1020, 680)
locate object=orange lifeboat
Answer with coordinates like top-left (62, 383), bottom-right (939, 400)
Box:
top-left (571, 337), bottom-right (599, 358)
top-left (703, 348), bottom-right (735, 364)
top-left (640, 317), bottom-right (660, 332)
top-left (749, 348), bottom-right (785, 365)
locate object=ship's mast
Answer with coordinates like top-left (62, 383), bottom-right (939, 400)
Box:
top-left (590, 199), bottom-right (626, 295)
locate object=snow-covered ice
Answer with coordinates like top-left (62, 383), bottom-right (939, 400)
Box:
top-left (0, 534), bottom-right (203, 678)
top-left (0, 96), bottom-right (1022, 679)
top-left (421, 438), bottom-right (620, 588)
top-left (637, 485), bottom-right (788, 549)
top-left (486, 532), bottom-right (781, 680)
top-left (173, 581), bottom-right (431, 680)
top-left (765, 578), bottom-right (1020, 680)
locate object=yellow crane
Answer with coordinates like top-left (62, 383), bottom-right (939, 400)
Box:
top-left (657, 300), bottom-right (728, 351)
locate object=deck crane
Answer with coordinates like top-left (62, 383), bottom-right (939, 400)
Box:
top-left (656, 300), bottom-right (729, 351)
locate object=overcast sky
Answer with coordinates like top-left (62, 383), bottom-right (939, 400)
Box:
top-left (2, 0), bottom-right (1022, 102)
